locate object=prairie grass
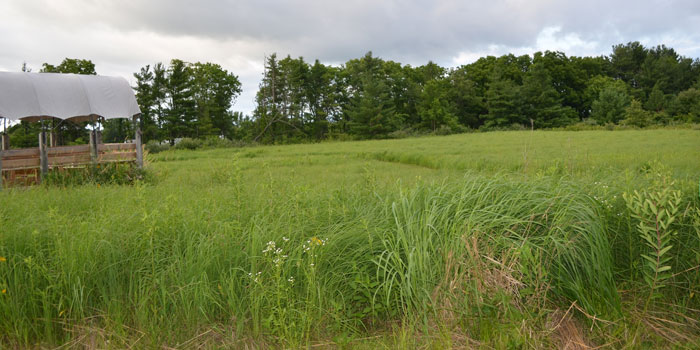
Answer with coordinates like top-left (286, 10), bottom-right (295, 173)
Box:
top-left (0, 129), bottom-right (699, 348)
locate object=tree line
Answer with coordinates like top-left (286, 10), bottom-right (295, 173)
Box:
top-left (4, 41), bottom-right (700, 147)
top-left (250, 42), bottom-right (700, 142)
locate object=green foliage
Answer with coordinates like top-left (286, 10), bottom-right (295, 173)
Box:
top-left (520, 63), bottom-right (578, 128)
top-left (670, 88), bottom-right (700, 122)
top-left (591, 81), bottom-right (631, 124)
top-left (173, 137), bottom-right (202, 150)
top-left (623, 167), bottom-right (682, 311)
top-left (1, 130), bottom-right (699, 348)
top-left (240, 43), bottom-right (699, 143)
top-left (644, 83), bottom-right (666, 112)
top-left (40, 58), bottom-right (96, 75)
top-left (622, 99), bottom-right (653, 127)
top-left (130, 60), bottom-right (242, 144)
top-left (417, 79), bottom-right (458, 131)
top-left (40, 162), bottom-right (147, 187)
top-left (7, 121), bottom-right (41, 148)
top-left (347, 73), bottom-right (400, 138)
top-left (17, 42), bottom-right (698, 150)
top-left (144, 140), bottom-right (170, 154)
top-left (485, 75), bottom-right (523, 128)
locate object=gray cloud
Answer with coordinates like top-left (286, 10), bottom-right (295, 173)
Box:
top-left (1, 0), bottom-right (699, 114)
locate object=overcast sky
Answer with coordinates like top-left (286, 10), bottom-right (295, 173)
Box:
top-left (1, 0), bottom-right (699, 115)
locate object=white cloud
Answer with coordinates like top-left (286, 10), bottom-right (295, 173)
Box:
top-left (1, 0), bottom-right (699, 115)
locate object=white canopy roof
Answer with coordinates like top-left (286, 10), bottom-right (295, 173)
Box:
top-left (0, 71), bottom-right (141, 122)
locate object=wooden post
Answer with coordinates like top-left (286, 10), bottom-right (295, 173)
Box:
top-left (0, 148), bottom-right (3, 190)
top-left (1, 133), bottom-right (8, 151)
top-left (49, 132), bottom-right (57, 147)
top-left (134, 115), bottom-right (143, 168)
top-left (89, 130), bottom-right (98, 163)
top-left (39, 131), bottom-right (48, 180)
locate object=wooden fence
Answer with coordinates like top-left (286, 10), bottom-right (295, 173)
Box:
top-left (1, 142), bottom-right (141, 187)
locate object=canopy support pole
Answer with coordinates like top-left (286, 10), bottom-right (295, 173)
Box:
top-left (0, 148), bottom-right (4, 190)
top-left (39, 131), bottom-right (48, 182)
top-left (96, 124), bottom-right (103, 145)
top-left (134, 115), bottom-right (143, 169)
top-left (1, 133), bottom-right (8, 151)
top-left (89, 130), bottom-right (98, 163)
top-left (0, 118), bottom-right (3, 190)
top-left (50, 119), bottom-right (57, 147)
top-left (2, 117), bottom-right (8, 150)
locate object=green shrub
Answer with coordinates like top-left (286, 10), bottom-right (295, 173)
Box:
top-left (145, 140), bottom-right (170, 154)
top-left (174, 137), bottom-right (202, 150)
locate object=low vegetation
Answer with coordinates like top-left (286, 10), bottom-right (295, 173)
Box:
top-left (0, 129), bottom-right (699, 348)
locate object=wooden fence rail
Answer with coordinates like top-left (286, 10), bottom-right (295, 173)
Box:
top-left (1, 142), bottom-right (139, 187)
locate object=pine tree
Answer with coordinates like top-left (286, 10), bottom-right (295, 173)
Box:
top-left (591, 84), bottom-right (631, 124)
top-left (485, 76), bottom-right (523, 128)
top-left (164, 59), bottom-right (195, 143)
top-left (131, 65), bottom-right (159, 141)
top-left (520, 63), bottom-right (577, 128)
top-left (645, 82), bottom-right (666, 112)
top-left (347, 76), bottom-right (398, 138)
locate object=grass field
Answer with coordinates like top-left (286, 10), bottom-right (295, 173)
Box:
top-left (1, 129), bottom-right (699, 349)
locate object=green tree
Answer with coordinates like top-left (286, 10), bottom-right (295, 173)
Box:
top-left (639, 45), bottom-right (698, 97)
top-left (532, 51), bottom-right (590, 119)
top-left (447, 70), bottom-right (486, 129)
top-left (164, 59), bottom-right (195, 143)
top-left (520, 63), bottom-right (577, 128)
top-left (589, 76), bottom-right (631, 124)
top-left (191, 62), bottom-right (242, 138)
top-left (347, 76), bottom-right (398, 138)
top-left (622, 99), bottom-right (652, 127)
top-left (342, 52), bottom-right (403, 138)
top-left (125, 65), bottom-right (158, 142)
top-left (610, 41), bottom-right (646, 88)
top-left (485, 75), bottom-right (523, 128)
top-left (306, 60), bottom-right (337, 139)
top-left (644, 82), bottom-right (666, 112)
top-left (417, 79), bottom-right (457, 131)
top-left (41, 58), bottom-right (96, 75)
top-left (669, 88), bottom-right (700, 122)
top-left (253, 54), bottom-right (287, 142)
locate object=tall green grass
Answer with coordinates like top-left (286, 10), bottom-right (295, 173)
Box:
top-left (1, 129), bottom-right (699, 348)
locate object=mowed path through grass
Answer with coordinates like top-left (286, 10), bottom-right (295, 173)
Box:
top-left (1, 129), bottom-right (699, 349)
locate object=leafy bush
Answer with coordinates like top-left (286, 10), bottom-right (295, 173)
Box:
top-left (145, 140), bottom-right (170, 154)
top-left (174, 137), bottom-right (203, 150)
